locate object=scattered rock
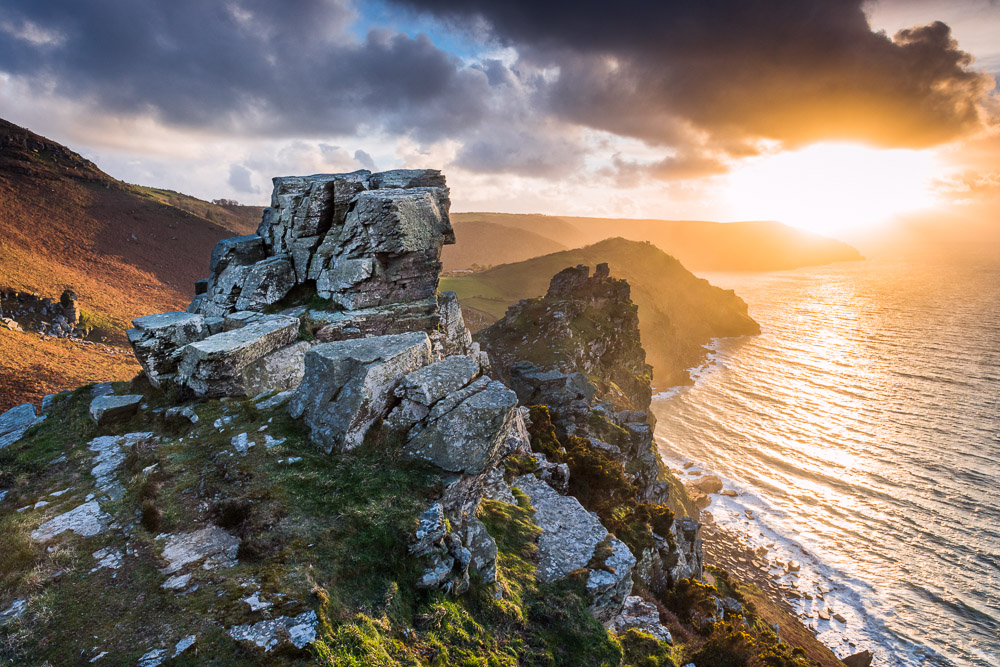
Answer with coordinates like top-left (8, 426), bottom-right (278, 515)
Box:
top-left (691, 475), bottom-right (723, 495)
top-left (227, 610), bottom-right (318, 652)
top-left (164, 406), bottom-right (199, 425)
top-left (137, 647), bottom-right (168, 667)
top-left (0, 402), bottom-right (45, 449)
top-left (90, 547), bottom-right (124, 574)
top-left (720, 489), bottom-right (738, 497)
top-left (244, 591), bottom-right (273, 611)
top-left (31, 500), bottom-right (111, 541)
top-left (174, 635), bottom-right (197, 657)
top-left (89, 394), bottom-right (143, 425)
top-left (159, 525), bottom-right (240, 575)
top-left (833, 612), bottom-right (847, 623)
top-left (842, 649), bottom-right (874, 667)
top-left (0, 599), bottom-right (27, 624)
top-left (255, 390), bottom-right (294, 410)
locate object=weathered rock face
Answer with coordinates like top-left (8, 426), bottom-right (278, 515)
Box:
top-left (288, 332), bottom-right (433, 452)
top-left (513, 474), bottom-right (635, 622)
top-left (0, 402), bottom-right (45, 449)
top-left (127, 312), bottom-right (208, 388)
top-left (610, 596), bottom-right (674, 643)
top-left (479, 263), bottom-right (652, 412)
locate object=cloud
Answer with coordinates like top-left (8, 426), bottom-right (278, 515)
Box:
top-left (0, 0), bottom-right (491, 141)
top-left (353, 149), bottom-right (378, 172)
top-left (227, 164), bottom-right (259, 194)
top-left (392, 0), bottom-right (997, 149)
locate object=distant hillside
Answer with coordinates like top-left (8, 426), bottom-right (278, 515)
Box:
top-left (442, 220), bottom-right (567, 272)
top-left (450, 212), bottom-right (862, 272)
top-left (0, 118), bottom-right (259, 408)
top-left (442, 238), bottom-right (760, 387)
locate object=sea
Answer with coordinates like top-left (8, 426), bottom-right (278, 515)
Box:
top-left (651, 257), bottom-right (1000, 666)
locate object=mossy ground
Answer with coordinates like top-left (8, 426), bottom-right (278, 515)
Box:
top-left (0, 383), bottom-right (664, 666)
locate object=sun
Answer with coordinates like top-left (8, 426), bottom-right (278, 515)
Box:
top-left (722, 143), bottom-right (941, 238)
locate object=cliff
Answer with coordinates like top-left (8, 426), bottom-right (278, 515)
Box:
top-left (0, 169), bottom-right (838, 666)
top-left (443, 238), bottom-right (761, 387)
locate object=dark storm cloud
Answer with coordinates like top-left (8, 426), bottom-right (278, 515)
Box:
top-left (0, 0), bottom-right (491, 140)
top-left (392, 0), bottom-right (997, 149)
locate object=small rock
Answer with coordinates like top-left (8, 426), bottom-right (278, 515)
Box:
top-left (31, 500), bottom-right (110, 541)
top-left (244, 591), bottom-right (273, 611)
top-left (231, 432), bottom-right (253, 455)
top-left (162, 573), bottom-right (192, 590)
top-left (833, 612), bottom-right (847, 623)
top-left (842, 649), bottom-right (874, 667)
top-left (174, 635), bottom-right (196, 657)
top-left (227, 610), bottom-right (318, 652)
top-left (89, 394), bottom-right (143, 425)
top-left (0, 599), bottom-right (27, 624)
top-left (137, 647), bottom-right (168, 667)
top-left (164, 406), bottom-right (199, 425)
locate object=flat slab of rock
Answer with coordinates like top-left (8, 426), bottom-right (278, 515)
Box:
top-left (158, 525), bottom-right (240, 575)
top-left (89, 394), bottom-right (143, 425)
top-left (0, 403), bottom-right (44, 449)
top-left (227, 610), bottom-right (318, 652)
top-left (395, 355), bottom-right (479, 406)
top-left (289, 331), bottom-right (432, 451)
top-left (177, 315), bottom-right (299, 397)
top-left (31, 500), bottom-right (111, 541)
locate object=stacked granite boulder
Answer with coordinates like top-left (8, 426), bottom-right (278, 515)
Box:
top-left (127, 169), bottom-right (480, 399)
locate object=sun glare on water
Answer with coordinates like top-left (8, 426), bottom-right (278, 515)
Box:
top-left (723, 143), bottom-right (940, 237)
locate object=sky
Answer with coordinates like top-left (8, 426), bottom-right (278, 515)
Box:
top-left (0, 0), bottom-right (998, 243)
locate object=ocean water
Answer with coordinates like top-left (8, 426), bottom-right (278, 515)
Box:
top-left (651, 258), bottom-right (1000, 666)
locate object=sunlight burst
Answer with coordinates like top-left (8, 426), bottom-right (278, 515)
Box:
top-left (723, 143), bottom-right (941, 237)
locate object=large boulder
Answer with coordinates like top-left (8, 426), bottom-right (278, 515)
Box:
top-left (190, 234), bottom-right (267, 317)
top-left (127, 312), bottom-right (207, 388)
top-left (513, 474), bottom-right (635, 623)
top-left (241, 341), bottom-right (311, 396)
top-left (288, 331), bottom-right (432, 452)
top-left (233, 256), bottom-right (296, 311)
top-left (177, 316), bottom-right (299, 397)
top-left (404, 379), bottom-right (518, 474)
top-left (610, 596), bottom-right (673, 643)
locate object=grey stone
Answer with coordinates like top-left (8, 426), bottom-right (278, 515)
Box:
top-left (164, 406), bottom-right (199, 425)
top-left (0, 402), bottom-right (44, 449)
top-left (89, 394), bottom-right (143, 425)
top-left (395, 354), bottom-right (479, 406)
top-left (586, 538), bottom-right (637, 624)
top-left (91, 382), bottom-right (115, 398)
top-left (158, 526), bottom-right (240, 575)
top-left (234, 256), bottom-right (296, 311)
top-left (223, 310), bottom-right (266, 330)
top-left (127, 312), bottom-right (207, 388)
top-left (241, 341), bottom-right (310, 396)
top-left (177, 316), bottom-right (299, 397)
top-left (255, 390), bottom-right (294, 410)
top-left (463, 515), bottom-right (498, 584)
top-left (227, 610), bottom-right (318, 652)
top-left (137, 648), bottom-right (168, 667)
top-left (404, 380), bottom-right (517, 474)
top-left (610, 596), bottom-right (673, 643)
top-left (432, 291), bottom-right (474, 357)
top-left (312, 188), bottom-right (452, 309)
top-left (670, 518), bottom-right (703, 582)
top-left (513, 474), bottom-right (634, 622)
top-left (31, 500), bottom-right (111, 541)
top-left (0, 599), bottom-right (27, 624)
top-left (288, 332), bottom-right (432, 452)
top-left (370, 168), bottom-right (446, 189)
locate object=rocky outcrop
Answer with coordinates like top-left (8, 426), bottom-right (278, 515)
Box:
top-left (610, 596), bottom-right (674, 643)
top-left (129, 168), bottom-right (481, 399)
top-left (0, 288), bottom-right (84, 339)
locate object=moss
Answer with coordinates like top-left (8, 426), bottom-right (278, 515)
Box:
top-left (526, 406), bottom-right (563, 459)
top-left (619, 629), bottom-right (676, 667)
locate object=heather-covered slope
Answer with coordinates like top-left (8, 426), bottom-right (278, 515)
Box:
top-left (0, 118), bottom-right (258, 408)
top-left (450, 212), bottom-right (862, 272)
top-left (443, 238), bottom-right (761, 387)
